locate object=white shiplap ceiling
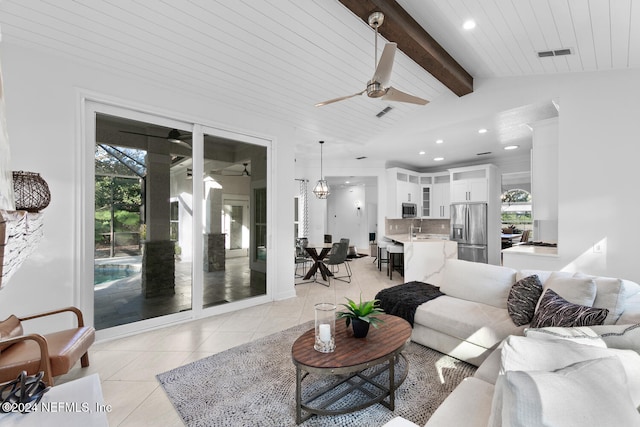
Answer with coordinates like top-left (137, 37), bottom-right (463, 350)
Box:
top-left (0, 0), bottom-right (638, 168)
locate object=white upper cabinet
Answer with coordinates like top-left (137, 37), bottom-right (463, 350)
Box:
top-left (449, 166), bottom-right (495, 203)
top-left (387, 168), bottom-right (421, 218)
top-left (431, 173), bottom-right (450, 218)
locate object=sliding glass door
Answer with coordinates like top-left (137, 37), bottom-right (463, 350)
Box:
top-left (200, 129), bottom-right (267, 308)
top-left (94, 113), bottom-right (193, 330)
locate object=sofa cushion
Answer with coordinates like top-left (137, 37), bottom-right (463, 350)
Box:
top-left (524, 323), bottom-right (640, 353)
top-left (425, 377), bottom-right (495, 427)
top-left (490, 357), bottom-right (640, 427)
top-left (531, 289), bottom-right (608, 328)
top-left (574, 273), bottom-right (628, 324)
top-left (499, 335), bottom-right (640, 407)
top-left (515, 269), bottom-right (565, 285)
top-left (415, 296), bottom-right (526, 349)
top-left (506, 275), bottom-right (543, 326)
top-left (474, 345), bottom-right (502, 385)
top-left (540, 273), bottom-right (597, 307)
top-left (439, 259), bottom-right (516, 309)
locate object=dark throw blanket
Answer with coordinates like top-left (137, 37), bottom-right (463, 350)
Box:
top-left (375, 281), bottom-right (444, 327)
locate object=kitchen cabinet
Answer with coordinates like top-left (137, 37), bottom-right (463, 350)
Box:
top-left (386, 168), bottom-right (420, 218)
top-left (431, 174), bottom-right (450, 218)
top-left (450, 166), bottom-right (494, 203)
top-left (420, 176), bottom-right (432, 217)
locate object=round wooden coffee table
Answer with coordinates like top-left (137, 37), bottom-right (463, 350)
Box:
top-left (291, 314), bottom-right (411, 424)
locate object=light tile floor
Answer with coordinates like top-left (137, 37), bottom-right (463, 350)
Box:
top-left (58, 254), bottom-right (404, 426)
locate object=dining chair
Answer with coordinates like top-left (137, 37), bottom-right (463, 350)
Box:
top-left (516, 229), bottom-right (530, 245)
top-left (324, 241), bottom-right (351, 284)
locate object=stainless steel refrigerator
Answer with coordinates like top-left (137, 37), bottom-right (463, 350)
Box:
top-left (450, 202), bottom-right (488, 263)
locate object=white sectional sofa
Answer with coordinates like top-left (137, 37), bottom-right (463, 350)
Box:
top-left (386, 258), bottom-right (640, 427)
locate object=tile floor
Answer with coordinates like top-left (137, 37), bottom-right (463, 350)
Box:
top-left (58, 253), bottom-right (405, 426)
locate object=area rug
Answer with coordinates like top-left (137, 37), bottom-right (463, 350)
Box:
top-left (157, 322), bottom-right (476, 427)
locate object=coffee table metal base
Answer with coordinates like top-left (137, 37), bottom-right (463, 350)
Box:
top-left (295, 353), bottom-right (408, 424)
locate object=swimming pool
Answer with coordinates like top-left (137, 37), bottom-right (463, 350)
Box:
top-left (94, 265), bottom-right (139, 285)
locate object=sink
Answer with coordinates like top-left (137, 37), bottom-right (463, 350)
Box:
top-left (414, 234), bottom-right (448, 240)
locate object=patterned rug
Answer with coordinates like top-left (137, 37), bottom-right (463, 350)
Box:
top-left (157, 322), bottom-right (476, 427)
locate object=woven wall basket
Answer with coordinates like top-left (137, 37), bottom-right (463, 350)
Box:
top-left (12, 171), bottom-right (51, 212)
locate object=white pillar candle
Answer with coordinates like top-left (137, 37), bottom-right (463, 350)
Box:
top-left (319, 324), bottom-right (331, 343)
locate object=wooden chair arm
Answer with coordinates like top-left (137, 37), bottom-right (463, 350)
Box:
top-left (18, 306), bottom-right (85, 327)
top-left (0, 334), bottom-right (54, 386)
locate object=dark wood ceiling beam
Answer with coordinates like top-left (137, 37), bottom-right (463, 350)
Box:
top-left (338, 0), bottom-right (473, 97)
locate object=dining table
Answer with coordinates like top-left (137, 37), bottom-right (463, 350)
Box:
top-left (501, 233), bottom-right (522, 243)
top-left (302, 243), bottom-right (334, 284)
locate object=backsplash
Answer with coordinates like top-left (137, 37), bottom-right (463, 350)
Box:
top-left (385, 218), bottom-right (450, 236)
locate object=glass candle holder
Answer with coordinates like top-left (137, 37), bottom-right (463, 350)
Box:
top-left (314, 303), bottom-right (336, 353)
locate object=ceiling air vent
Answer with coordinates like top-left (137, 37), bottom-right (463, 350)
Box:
top-left (537, 48), bottom-right (572, 58)
top-left (376, 106), bottom-right (393, 118)
top-left (476, 152), bottom-right (492, 156)
top-left (356, 156), bottom-right (367, 160)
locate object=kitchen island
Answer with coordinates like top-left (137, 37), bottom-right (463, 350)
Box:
top-left (385, 234), bottom-right (457, 284)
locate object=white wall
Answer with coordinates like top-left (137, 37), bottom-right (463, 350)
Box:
top-left (0, 42), bottom-right (296, 332)
top-left (327, 185), bottom-right (367, 249)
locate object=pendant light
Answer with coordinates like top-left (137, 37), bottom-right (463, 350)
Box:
top-left (312, 141), bottom-right (330, 199)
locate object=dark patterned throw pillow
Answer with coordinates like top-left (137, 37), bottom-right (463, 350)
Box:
top-left (507, 275), bottom-right (543, 326)
top-left (530, 289), bottom-right (609, 328)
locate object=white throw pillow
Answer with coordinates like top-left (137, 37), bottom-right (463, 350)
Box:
top-left (574, 273), bottom-right (627, 324)
top-left (500, 357), bottom-right (640, 427)
top-left (439, 259), bottom-right (516, 309)
top-left (500, 335), bottom-right (640, 407)
top-left (541, 273), bottom-right (597, 306)
top-left (525, 323), bottom-right (640, 353)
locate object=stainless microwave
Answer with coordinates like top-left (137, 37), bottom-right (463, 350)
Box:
top-left (402, 203), bottom-right (417, 218)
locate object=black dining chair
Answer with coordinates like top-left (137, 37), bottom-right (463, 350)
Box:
top-left (325, 241), bottom-right (352, 284)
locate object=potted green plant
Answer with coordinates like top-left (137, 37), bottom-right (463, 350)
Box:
top-left (336, 296), bottom-right (385, 338)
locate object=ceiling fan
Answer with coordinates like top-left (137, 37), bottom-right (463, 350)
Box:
top-left (211, 163), bottom-right (251, 177)
top-left (315, 12), bottom-right (428, 107)
top-left (119, 128), bottom-right (192, 147)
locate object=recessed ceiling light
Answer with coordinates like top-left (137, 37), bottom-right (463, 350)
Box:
top-left (463, 20), bottom-right (476, 30)
top-left (419, 151), bottom-right (426, 155)
top-left (504, 145), bottom-right (519, 150)
top-left (435, 139), bottom-right (444, 144)
top-left (433, 157), bottom-right (444, 162)
top-left (345, 181), bottom-right (350, 184)
top-left (478, 128), bottom-right (488, 134)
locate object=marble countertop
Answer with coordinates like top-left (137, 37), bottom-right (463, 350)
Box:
top-left (502, 245), bottom-right (558, 257)
top-left (385, 234), bottom-right (450, 244)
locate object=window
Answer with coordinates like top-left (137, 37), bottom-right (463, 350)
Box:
top-left (501, 189), bottom-right (532, 235)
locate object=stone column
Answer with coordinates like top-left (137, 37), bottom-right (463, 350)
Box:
top-left (203, 182), bottom-right (225, 271)
top-left (142, 240), bottom-right (175, 297)
top-left (203, 233), bottom-right (226, 271)
top-left (141, 143), bottom-right (175, 297)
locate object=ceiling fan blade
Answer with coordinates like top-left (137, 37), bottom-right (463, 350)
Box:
top-left (382, 86), bottom-right (429, 105)
top-left (119, 130), bottom-right (165, 138)
top-left (372, 43), bottom-right (396, 86)
top-left (314, 90), bottom-right (366, 107)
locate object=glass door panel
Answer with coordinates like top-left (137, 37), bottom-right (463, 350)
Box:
top-left (201, 132), bottom-right (267, 308)
top-left (94, 113), bottom-right (193, 330)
